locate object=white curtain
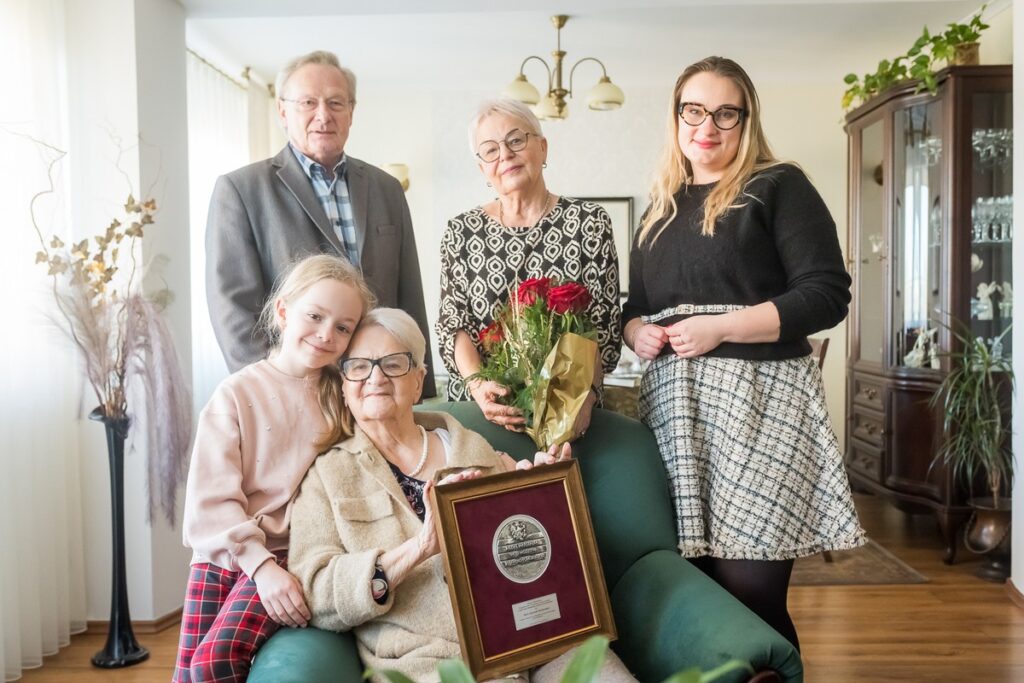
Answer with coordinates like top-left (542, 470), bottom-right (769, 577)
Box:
top-left (0, 1), bottom-right (88, 680)
top-left (186, 52), bottom-right (250, 409)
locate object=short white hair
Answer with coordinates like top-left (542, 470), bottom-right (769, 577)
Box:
top-left (275, 50), bottom-right (357, 104)
top-left (467, 99), bottom-right (544, 155)
top-left (353, 308), bottom-right (426, 368)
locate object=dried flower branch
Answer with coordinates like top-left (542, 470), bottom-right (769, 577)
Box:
top-left (29, 140), bottom-right (192, 525)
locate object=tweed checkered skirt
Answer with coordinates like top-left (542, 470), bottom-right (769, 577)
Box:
top-left (638, 332), bottom-right (865, 561)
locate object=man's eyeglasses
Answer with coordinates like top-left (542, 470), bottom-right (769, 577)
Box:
top-left (281, 97), bottom-right (352, 114)
top-left (476, 131), bottom-right (531, 163)
top-left (677, 102), bottom-right (746, 130)
top-left (341, 352), bottom-right (414, 381)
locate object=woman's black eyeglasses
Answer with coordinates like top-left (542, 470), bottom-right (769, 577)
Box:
top-left (677, 102), bottom-right (746, 130)
top-left (341, 352), bottom-right (414, 381)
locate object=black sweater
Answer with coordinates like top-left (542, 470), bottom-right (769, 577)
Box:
top-left (622, 163), bottom-right (851, 361)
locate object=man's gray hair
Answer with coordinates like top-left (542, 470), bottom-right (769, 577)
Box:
top-left (467, 99), bottom-right (544, 155)
top-left (275, 50), bottom-right (357, 104)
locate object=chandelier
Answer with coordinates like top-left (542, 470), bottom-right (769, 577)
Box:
top-left (502, 14), bottom-right (625, 120)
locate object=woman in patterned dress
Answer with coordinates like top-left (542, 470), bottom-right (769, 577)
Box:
top-left (622, 56), bottom-right (865, 649)
top-left (437, 99), bottom-right (621, 437)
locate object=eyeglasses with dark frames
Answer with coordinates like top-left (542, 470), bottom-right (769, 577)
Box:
top-left (340, 352), bottom-right (415, 381)
top-left (475, 130), bottom-right (531, 163)
top-left (677, 102), bottom-right (746, 130)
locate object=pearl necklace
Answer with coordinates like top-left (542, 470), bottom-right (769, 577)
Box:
top-left (406, 425), bottom-right (430, 478)
top-left (498, 192), bottom-right (554, 228)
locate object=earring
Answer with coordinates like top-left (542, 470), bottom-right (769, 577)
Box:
top-left (542, 162), bottom-right (548, 169)
top-left (486, 182), bottom-right (492, 188)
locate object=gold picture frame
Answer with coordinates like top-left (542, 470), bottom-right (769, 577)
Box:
top-left (430, 460), bottom-right (616, 680)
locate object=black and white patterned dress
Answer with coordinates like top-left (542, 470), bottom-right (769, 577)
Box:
top-left (623, 165), bottom-right (865, 561)
top-left (437, 196), bottom-right (622, 401)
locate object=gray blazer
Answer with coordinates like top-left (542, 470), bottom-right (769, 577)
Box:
top-left (205, 145), bottom-right (436, 396)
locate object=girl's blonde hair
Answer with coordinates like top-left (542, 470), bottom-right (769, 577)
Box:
top-left (638, 56), bottom-right (783, 244)
top-left (258, 254), bottom-right (376, 451)
top-left (339, 308), bottom-right (426, 434)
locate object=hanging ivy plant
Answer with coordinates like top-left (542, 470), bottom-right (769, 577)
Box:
top-left (842, 5), bottom-right (990, 110)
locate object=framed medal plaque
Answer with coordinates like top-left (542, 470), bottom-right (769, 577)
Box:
top-left (430, 460), bottom-right (616, 680)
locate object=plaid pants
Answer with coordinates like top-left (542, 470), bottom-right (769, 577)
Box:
top-left (172, 555), bottom-right (285, 683)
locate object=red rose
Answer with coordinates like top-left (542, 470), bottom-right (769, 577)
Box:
top-left (515, 277), bottom-right (551, 307)
top-left (478, 321), bottom-right (504, 350)
top-left (546, 282), bottom-right (592, 314)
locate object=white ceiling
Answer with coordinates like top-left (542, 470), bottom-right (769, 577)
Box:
top-left (184, 1), bottom-right (992, 93)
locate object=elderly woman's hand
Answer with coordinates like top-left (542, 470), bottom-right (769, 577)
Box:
top-left (468, 378), bottom-right (527, 431)
top-left (515, 442), bottom-right (572, 471)
top-left (418, 470), bottom-right (483, 560)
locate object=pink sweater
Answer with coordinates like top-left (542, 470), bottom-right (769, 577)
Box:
top-left (183, 360), bottom-right (328, 577)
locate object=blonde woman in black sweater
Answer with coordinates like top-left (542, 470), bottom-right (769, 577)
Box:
top-left (622, 56), bottom-right (864, 650)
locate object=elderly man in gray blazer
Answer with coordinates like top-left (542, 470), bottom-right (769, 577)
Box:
top-left (206, 50), bottom-right (436, 396)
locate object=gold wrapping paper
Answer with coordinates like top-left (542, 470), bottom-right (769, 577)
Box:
top-left (526, 333), bottom-right (599, 450)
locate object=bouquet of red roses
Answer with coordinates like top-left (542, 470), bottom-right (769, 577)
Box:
top-left (473, 277), bottom-right (599, 449)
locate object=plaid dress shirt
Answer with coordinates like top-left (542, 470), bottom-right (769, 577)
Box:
top-left (289, 144), bottom-right (359, 265)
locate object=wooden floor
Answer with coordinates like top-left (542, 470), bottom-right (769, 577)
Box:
top-left (15, 493), bottom-right (1024, 682)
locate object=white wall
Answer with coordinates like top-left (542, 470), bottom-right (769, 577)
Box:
top-left (134, 0), bottom-right (193, 618)
top-left (64, 0), bottom-right (192, 622)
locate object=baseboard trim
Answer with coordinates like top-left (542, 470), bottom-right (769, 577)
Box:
top-left (86, 607), bottom-right (182, 635)
top-left (1006, 577), bottom-right (1024, 611)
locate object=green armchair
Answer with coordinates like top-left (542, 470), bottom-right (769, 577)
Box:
top-left (248, 404), bottom-right (803, 682)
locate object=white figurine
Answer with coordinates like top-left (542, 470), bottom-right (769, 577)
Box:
top-left (905, 327), bottom-right (937, 369)
top-left (976, 282), bottom-right (999, 321)
top-left (1000, 281), bottom-right (1013, 318)
top-left (971, 253), bottom-right (983, 273)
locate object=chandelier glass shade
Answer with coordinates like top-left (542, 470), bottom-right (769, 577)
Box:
top-left (501, 15), bottom-right (624, 121)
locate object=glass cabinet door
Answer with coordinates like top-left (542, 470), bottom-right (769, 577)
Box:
top-left (969, 91), bottom-right (1012, 362)
top-left (892, 99), bottom-right (944, 370)
top-left (857, 119), bottom-right (886, 365)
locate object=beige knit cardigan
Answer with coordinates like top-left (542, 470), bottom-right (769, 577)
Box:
top-left (288, 411), bottom-right (508, 683)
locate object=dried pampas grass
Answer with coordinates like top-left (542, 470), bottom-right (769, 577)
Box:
top-left (32, 143), bottom-right (192, 525)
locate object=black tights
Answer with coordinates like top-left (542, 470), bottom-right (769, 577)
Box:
top-left (689, 556), bottom-right (800, 651)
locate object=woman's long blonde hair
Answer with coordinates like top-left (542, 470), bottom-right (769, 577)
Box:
top-left (638, 56), bottom-right (783, 243)
top-left (258, 254), bottom-right (376, 452)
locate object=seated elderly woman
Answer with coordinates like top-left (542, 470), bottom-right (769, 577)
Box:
top-left (287, 308), bottom-right (634, 682)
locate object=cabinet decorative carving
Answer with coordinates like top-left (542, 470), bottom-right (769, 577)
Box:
top-left (844, 65), bottom-right (1012, 563)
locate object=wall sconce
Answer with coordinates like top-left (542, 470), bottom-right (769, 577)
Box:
top-left (384, 163), bottom-right (410, 192)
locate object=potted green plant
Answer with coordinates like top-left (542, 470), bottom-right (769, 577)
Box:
top-left (930, 8), bottom-right (989, 66)
top-left (842, 5), bottom-right (990, 110)
top-left (930, 319), bottom-right (1013, 581)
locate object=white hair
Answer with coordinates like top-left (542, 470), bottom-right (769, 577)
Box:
top-left (353, 308), bottom-right (426, 368)
top-left (467, 99), bottom-right (544, 155)
top-left (275, 50), bottom-right (357, 104)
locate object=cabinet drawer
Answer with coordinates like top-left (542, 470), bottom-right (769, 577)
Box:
top-left (852, 374), bottom-right (884, 411)
top-left (851, 405), bottom-right (886, 448)
top-left (847, 438), bottom-right (883, 483)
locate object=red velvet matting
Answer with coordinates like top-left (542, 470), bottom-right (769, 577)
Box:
top-left (452, 480), bottom-right (596, 658)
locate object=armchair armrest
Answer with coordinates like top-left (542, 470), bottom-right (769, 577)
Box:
top-left (611, 550), bottom-right (803, 683)
top-left (247, 628), bottom-right (361, 683)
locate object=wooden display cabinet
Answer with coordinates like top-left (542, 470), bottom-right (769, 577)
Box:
top-left (844, 65), bottom-right (1012, 562)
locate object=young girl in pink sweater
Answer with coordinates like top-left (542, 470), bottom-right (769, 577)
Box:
top-left (173, 255), bottom-right (376, 683)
